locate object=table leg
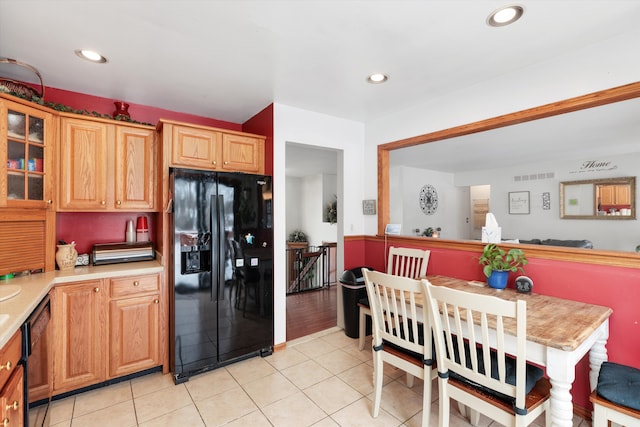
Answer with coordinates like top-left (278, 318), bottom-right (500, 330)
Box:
top-left (589, 326), bottom-right (609, 390)
top-left (549, 379), bottom-right (574, 427)
top-left (547, 348), bottom-right (576, 427)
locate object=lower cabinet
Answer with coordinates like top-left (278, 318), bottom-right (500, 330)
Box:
top-left (52, 279), bottom-right (106, 394)
top-left (109, 275), bottom-right (160, 378)
top-left (52, 273), bottom-right (162, 395)
top-left (0, 330), bottom-right (23, 427)
top-left (0, 365), bottom-right (23, 427)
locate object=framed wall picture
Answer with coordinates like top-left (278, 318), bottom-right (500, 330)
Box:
top-left (542, 192), bottom-right (551, 210)
top-left (362, 199), bottom-right (376, 215)
top-left (509, 191), bottom-right (530, 214)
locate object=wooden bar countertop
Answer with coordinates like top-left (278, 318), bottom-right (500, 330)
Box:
top-left (424, 275), bottom-right (613, 352)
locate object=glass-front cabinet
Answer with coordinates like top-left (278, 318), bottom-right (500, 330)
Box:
top-left (0, 96), bottom-right (54, 208)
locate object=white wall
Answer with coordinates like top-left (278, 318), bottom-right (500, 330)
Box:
top-left (390, 166), bottom-right (458, 238)
top-left (363, 28), bottom-right (640, 237)
top-left (390, 153), bottom-right (639, 251)
top-left (286, 174), bottom-right (338, 245)
top-left (457, 153), bottom-right (640, 251)
top-left (273, 104), bottom-right (365, 345)
top-left (285, 176), bottom-right (302, 234)
top-left (299, 174), bottom-right (338, 247)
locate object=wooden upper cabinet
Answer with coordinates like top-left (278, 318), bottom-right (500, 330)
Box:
top-left (58, 117), bottom-right (109, 210)
top-left (221, 133), bottom-right (264, 173)
top-left (58, 115), bottom-right (156, 211)
top-left (615, 185), bottom-right (631, 205)
top-left (0, 95), bottom-right (55, 209)
top-left (599, 184), bottom-right (631, 205)
top-left (115, 125), bottom-right (155, 210)
top-left (160, 120), bottom-right (265, 174)
top-left (170, 124), bottom-right (221, 169)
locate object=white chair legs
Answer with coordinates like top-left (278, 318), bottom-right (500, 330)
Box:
top-left (358, 305), bottom-right (369, 350)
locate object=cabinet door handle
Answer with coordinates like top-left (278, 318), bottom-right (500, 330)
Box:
top-left (154, 299), bottom-right (159, 304)
top-left (100, 200), bottom-right (106, 206)
top-left (0, 361), bottom-right (11, 371)
top-left (94, 287), bottom-right (100, 293)
top-left (46, 199), bottom-right (53, 204)
top-left (224, 161), bottom-right (229, 165)
top-left (133, 281), bottom-right (139, 287)
top-left (116, 200), bottom-right (122, 206)
top-left (3, 417), bottom-right (8, 427)
top-left (6, 400), bottom-right (18, 411)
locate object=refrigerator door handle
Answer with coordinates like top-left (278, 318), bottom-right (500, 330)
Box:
top-left (215, 194), bottom-right (226, 301)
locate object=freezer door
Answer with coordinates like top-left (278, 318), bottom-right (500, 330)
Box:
top-left (216, 173), bottom-right (273, 363)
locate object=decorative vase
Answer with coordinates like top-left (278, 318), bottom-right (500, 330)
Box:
top-left (487, 270), bottom-right (509, 289)
top-left (113, 101), bottom-right (130, 119)
top-left (56, 243), bottom-right (78, 271)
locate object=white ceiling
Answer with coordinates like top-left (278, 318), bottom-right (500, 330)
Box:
top-left (1, 1), bottom-right (640, 175)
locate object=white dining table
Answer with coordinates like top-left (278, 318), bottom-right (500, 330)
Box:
top-left (423, 275), bottom-right (613, 427)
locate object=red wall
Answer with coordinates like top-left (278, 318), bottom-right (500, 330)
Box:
top-left (243, 104), bottom-right (274, 176)
top-left (45, 87), bottom-right (242, 130)
top-left (56, 212), bottom-right (156, 255)
top-left (345, 237), bottom-right (640, 411)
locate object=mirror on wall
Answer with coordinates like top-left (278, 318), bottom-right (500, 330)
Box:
top-left (560, 177), bottom-right (635, 219)
top-left (378, 82), bottom-right (640, 257)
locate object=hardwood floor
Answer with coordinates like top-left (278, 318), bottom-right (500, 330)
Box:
top-left (286, 284), bottom-right (337, 341)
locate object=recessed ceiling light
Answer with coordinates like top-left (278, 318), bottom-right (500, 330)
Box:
top-left (74, 49), bottom-right (108, 63)
top-left (367, 73), bottom-right (389, 84)
top-left (487, 5), bottom-right (524, 27)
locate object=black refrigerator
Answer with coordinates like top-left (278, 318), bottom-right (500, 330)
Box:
top-left (169, 168), bottom-right (273, 384)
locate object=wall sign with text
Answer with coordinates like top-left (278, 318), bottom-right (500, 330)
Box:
top-left (509, 191), bottom-right (530, 214)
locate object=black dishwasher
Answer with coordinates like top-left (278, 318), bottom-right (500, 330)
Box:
top-left (21, 294), bottom-right (51, 427)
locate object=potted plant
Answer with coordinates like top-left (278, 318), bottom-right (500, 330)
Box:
top-left (288, 230), bottom-right (308, 242)
top-left (478, 243), bottom-right (528, 289)
top-left (325, 195), bottom-right (337, 224)
top-left (422, 227), bottom-right (441, 237)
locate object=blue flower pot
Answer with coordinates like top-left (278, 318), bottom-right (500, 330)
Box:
top-left (487, 270), bottom-right (509, 289)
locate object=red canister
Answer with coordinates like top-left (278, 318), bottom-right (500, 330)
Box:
top-left (136, 216), bottom-right (149, 242)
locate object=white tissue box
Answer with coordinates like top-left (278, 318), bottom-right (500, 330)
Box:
top-left (481, 227), bottom-right (502, 243)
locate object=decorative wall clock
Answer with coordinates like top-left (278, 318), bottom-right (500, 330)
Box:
top-left (419, 184), bottom-right (438, 215)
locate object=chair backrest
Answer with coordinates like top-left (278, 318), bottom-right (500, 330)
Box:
top-left (387, 246), bottom-right (430, 278)
top-left (362, 269), bottom-right (431, 359)
top-left (422, 280), bottom-right (528, 411)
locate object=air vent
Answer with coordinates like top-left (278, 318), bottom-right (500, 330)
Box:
top-left (513, 172), bottom-right (554, 182)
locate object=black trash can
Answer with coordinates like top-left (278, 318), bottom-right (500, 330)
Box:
top-left (339, 266), bottom-right (373, 338)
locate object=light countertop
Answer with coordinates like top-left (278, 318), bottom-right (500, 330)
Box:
top-left (0, 261), bottom-right (164, 348)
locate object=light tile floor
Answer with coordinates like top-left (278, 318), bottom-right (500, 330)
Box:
top-left (39, 327), bottom-right (592, 427)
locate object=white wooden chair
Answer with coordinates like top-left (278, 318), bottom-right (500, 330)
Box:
top-left (362, 269), bottom-right (436, 426)
top-left (422, 279), bottom-right (551, 427)
top-left (590, 361), bottom-right (640, 427)
top-left (358, 246), bottom-right (430, 350)
top-left (591, 392), bottom-right (640, 427)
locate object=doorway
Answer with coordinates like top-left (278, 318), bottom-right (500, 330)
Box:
top-left (285, 142), bottom-right (341, 340)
